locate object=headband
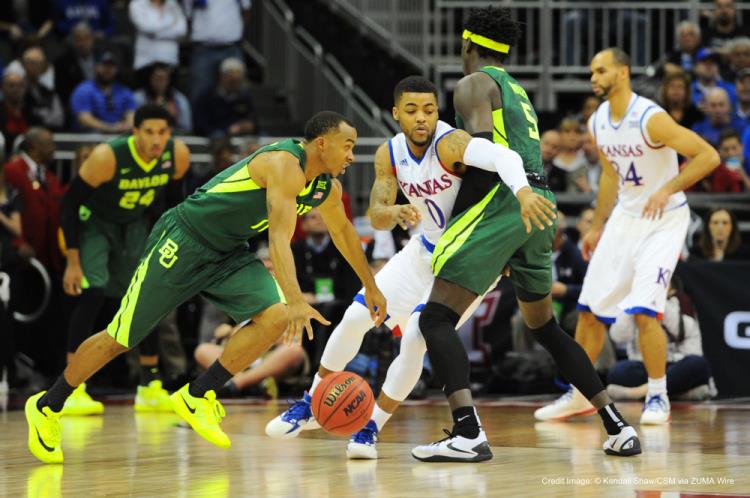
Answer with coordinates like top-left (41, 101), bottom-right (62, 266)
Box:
top-left (462, 29), bottom-right (510, 54)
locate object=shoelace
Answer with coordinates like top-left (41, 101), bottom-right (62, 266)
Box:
top-left (204, 391), bottom-right (226, 424)
top-left (44, 409), bottom-right (62, 444)
top-left (430, 428), bottom-right (456, 446)
top-left (555, 389), bottom-right (574, 405)
top-left (645, 395), bottom-right (667, 412)
top-left (351, 425), bottom-right (377, 445)
top-left (283, 398), bottom-right (311, 423)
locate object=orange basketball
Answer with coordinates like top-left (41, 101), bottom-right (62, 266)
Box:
top-left (311, 371), bottom-right (374, 436)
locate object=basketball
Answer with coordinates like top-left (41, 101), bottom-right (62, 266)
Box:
top-left (311, 371), bottom-right (374, 436)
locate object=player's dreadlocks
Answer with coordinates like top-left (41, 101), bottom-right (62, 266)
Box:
top-left (464, 6), bottom-right (523, 62)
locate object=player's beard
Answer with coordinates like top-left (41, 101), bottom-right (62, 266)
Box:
top-left (410, 131), bottom-right (434, 147)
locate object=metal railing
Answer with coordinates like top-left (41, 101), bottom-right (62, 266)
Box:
top-left (256, 0), bottom-right (395, 136)
top-left (332, 1), bottom-right (750, 110)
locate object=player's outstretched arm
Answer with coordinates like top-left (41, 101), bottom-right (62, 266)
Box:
top-left (583, 143), bottom-right (619, 261)
top-left (368, 141), bottom-right (420, 230)
top-left (318, 180), bottom-right (387, 326)
top-left (265, 153), bottom-right (331, 345)
top-left (436, 129), bottom-right (556, 232)
top-left (643, 112), bottom-right (720, 219)
top-left (60, 143), bottom-right (116, 295)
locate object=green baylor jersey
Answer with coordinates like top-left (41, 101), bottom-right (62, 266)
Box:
top-left (83, 135), bottom-right (176, 224)
top-left (176, 139), bottom-right (333, 252)
top-left (456, 65), bottom-right (543, 176)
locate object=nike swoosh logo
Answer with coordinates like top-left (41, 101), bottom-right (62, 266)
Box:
top-left (36, 428), bottom-right (55, 452)
top-left (181, 395), bottom-right (196, 414)
top-left (446, 442), bottom-right (474, 455)
top-left (457, 415), bottom-right (470, 422)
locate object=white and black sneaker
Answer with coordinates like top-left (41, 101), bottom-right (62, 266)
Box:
top-left (603, 426), bottom-right (642, 457)
top-left (412, 428), bottom-right (493, 463)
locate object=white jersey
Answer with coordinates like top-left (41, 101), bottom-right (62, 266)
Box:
top-left (589, 93), bottom-right (687, 216)
top-left (389, 120), bottom-right (462, 246)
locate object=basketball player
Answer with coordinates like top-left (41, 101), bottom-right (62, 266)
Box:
top-left (535, 48), bottom-right (719, 425)
top-left (410, 7), bottom-right (643, 462)
top-left (60, 104), bottom-right (188, 415)
top-left (25, 112), bottom-right (387, 463)
top-left (266, 75), bottom-right (554, 459)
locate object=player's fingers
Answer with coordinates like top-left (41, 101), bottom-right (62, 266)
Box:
top-left (530, 211), bottom-right (546, 231)
top-left (304, 320), bottom-right (314, 341)
top-left (312, 309), bottom-right (331, 326)
top-left (540, 202), bottom-right (557, 222)
top-left (533, 204), bottom-right (554, 227)
top-left (522, 214), bottom-right (532, 233)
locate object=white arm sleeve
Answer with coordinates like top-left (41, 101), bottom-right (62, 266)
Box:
top-left (463, 137), bottom-right (530, 195)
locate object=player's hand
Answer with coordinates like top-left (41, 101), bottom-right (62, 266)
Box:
top-left (390, 204), bottom-right (421, 230)
top-left (581, 229), bottom-right (602, 261)
top-left (63, 261), bottom-right (85, 296)
top-left (282, 300), bottom-right (331, 346)
top-left (363, 285), bottom-right (388, 327)
top-left (642, 188), bottom-right (671, 220)
top-left (516, 187), bottom-right (556, 233)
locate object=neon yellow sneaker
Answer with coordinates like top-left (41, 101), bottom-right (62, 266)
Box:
top-left (62, 383), bottom-right (104, 416)
top-left (135, 380), bottom-right (172, 412)
top-left (170, 384), bottom-right (230, 448)
top-left (25, 391), bottom-right (64, 464)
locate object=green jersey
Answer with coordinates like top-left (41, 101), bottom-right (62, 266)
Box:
top-left (83, 135), bottom-right (176, 224)
top-left (176, 139), bottom-right (333, 252)
top-left (456, 66), bottom-right (543, 176)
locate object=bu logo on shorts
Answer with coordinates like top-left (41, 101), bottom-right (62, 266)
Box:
top-left (159, 239), bottom-right (179, 269)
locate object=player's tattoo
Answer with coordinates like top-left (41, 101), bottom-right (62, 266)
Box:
top-left (369, 157), bottom-right (397, 210)
top-left (439, 131), bottom-right (472, 171)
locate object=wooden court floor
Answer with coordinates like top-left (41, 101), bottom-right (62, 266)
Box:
top-left (2, 398), bottom-right (749, 497)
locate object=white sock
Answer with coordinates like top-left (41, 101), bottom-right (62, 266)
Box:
top-left (309, 373), bottom-right (323, 397)
top-left (647, 376), bottom-right (667, 396)
top-left (371, 404), bottom-right (392, 431)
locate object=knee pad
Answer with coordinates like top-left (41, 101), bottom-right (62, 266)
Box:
top-left (418, 302), bottom-right (460, 340)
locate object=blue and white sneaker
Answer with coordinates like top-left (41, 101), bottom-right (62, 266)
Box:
top-left (347, 420), bottom-right (379, 459)
top-left (265, 392), bottom-right (321, 438)
top-left (640, 393), bottom-right (671, 425)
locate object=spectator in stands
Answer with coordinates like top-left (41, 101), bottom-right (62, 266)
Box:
top-left (16, 45), bottom-right (65, 130)
top-left (194, 57), bottom-right (257, 138)
top-left (690, 207), bottom-right (749, 261)
top-left (662, 21), bottom-right (704, 75)
top-left (51, 0), bottom-right (113, 39)
top-left (550, 118), bottom-right (590, 193)
top-left (704, 128), bottom-right (747, 192)
top-left (736, 68), bottom-right (750, 121)
top-left (573, 207), bottom-right (595, 253)
top-left (659, 71), bottom-right (704, 129)
top-left (183, 0), bottom-right (252, 104)
top-left (692, 48), bottom-right (736, 111)
top-left (54, 22), bottom-right (95, 107)
top-left (0, 69), bottom-right (38, 157)
top-left (134, 63), bottom-right (192, 133)
top-left (700, 0), bottom-right (750, 51)
top-left (574, 96), bottom-right (599, 126)
top-left (722, 37), bottom-right (750, 82)
top-left (70, 50), bottom-right (136, 133)
top-left (607, 281), bottom-right (713, 401)
top-left (692, 87), bottom-right (746, 147)
top-left (129, 0), bottom-right (187, 82)
top-left (3, 127), bottom-right (64, 271)
top-left (540, 129), bottom-right (562, 189)
top-left (0, 2), bottom-right (52, 47)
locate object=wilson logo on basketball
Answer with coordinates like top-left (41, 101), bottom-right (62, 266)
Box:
top-left (323, 377), bottom-right (356, 407)
top-left (343, 390), bottom-right (367, 416)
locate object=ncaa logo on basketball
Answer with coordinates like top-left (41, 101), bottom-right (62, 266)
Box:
top-left (343, 389), bottom-right (367, 416)
top-left (724, 311), bottom-right (750, 350)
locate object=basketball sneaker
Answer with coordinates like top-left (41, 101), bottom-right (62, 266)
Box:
top-left (62, 383), bottom-right (104, 416)
top-left (25, 392), bottom-right (64, 463)
top-left (135, 380), bottom-right (172, 412)
top-left (347, 420), bottom-right (378, 459)
top-left (411, 428), bottom-right (493, 463)
top-left (603, 425), bottom-right (642, 456)
top-left (170, 384), bottom-right (230, 448)
top-left (533, 388), bottom-right (596, 421)
top-left (265, 391), bottom-right (321, 439)
top-left (640, 393), bottom-right (671, 425)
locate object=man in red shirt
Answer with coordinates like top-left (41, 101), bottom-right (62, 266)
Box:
top-left (4, 127), bottom-right (64, 272)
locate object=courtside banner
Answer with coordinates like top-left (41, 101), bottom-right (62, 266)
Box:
top-left (676, 261), bottom-right (750, 397)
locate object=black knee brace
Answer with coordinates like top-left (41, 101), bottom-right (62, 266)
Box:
top-left (419, 302), bottom-right (469, 396)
